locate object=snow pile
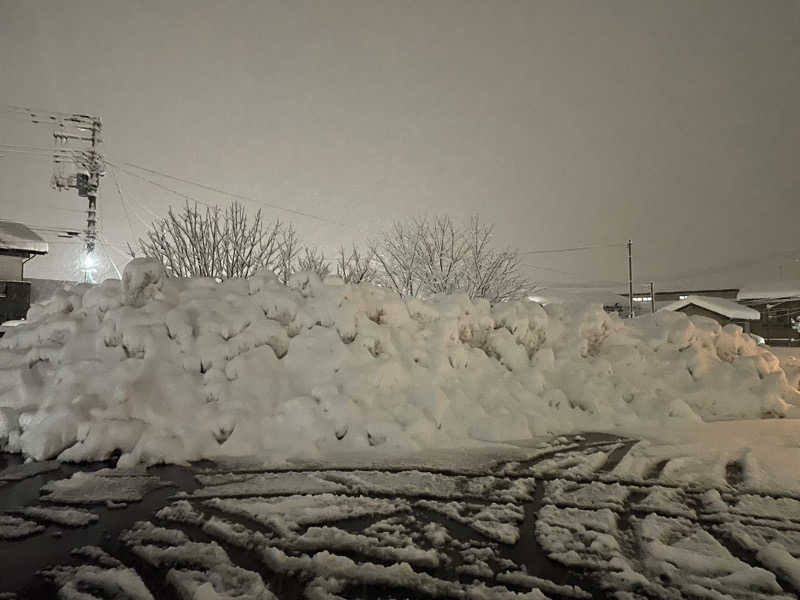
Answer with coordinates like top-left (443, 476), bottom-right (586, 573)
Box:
top-left (0, 258), bottom-right (797, 466)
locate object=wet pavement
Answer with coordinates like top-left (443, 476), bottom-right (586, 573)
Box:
top-left (1, 434), bottom-right (799, 599)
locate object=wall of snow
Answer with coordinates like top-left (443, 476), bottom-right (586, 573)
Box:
top-left (0, 258), bottom-right (797, 466)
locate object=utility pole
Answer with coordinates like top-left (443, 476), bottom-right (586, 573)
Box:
top-left (52, 115), bottom-right (103, 256)
top-left (14, 106), bottom-right (105, 281)
top-left (650, 281), bottom-right (655, 313)
top-left (627, 239), bottom-right (634, 318)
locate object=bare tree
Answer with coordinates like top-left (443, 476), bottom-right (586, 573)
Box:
top-left (296, 247), bottom-right (330, 279)
top-left (370, 219), bottom-right (424, 297)
top-left (335, 245), bottom-right (379, 284)
top-left (463, 216), bottom-right (527, 303)
top-left (136, 202), bottom-right (291, 279)
top-left (371, 215), bottom-right (529, 303)
top-left (415, 216), bottom-right (469, 295)
top-left (274, 224), bottom-right (302, 284)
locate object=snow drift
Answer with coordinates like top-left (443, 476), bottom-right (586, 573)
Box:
top-left (0, 258), bottom-right (797, 467)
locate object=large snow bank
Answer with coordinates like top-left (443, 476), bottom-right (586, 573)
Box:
top-left (0, 258), bottom-right (797, 466)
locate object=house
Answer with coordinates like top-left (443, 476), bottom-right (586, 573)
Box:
top-left (528, 288), bottom-right (629, 315)
top-left (737, 280), bottom-right (800, 345)
top-left (659, 295), bottom-right (760, 332)
top-left (0, 221), bottom-right (49, 323)
top-left (647, 288), bottom-right (739, 303)
top-left (618, 287), bottom-right (739, 316)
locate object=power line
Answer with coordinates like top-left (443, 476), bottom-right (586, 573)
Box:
top-left (109, 165), bottom-right (139, 238)
top-left (0, 149), bottom-right (73, 161)
top-left (98, 233), bottom-right (124, 278)
top-left (522, 263), bottom-right (589, 277)
top-left (519, 242), bottom-right (626, 256)
top-left (117, 159), bottom-right (343, 226)
top-left (0, 143), bottom-right (74, 154)
top-left (109, 161), bottom-right (218, 209)
top-left (530, 280), bottom-right (648, 289)
top-left (105, 168), bottom-right (164, 223)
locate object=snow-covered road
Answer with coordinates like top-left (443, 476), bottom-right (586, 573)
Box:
top-left (2, 433), bottom-right (800, 599)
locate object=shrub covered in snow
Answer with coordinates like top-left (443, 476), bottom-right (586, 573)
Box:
top-left (0, 259), bottom-right (797, 466)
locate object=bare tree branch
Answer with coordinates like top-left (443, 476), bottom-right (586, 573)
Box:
top-left (372, 215), bottom-right (530, 303)
top-left (336, 245), bottom-right (378, 284)
top-left (137, 201), bottom-right (295, 280)
top-left (297, 247), bottom-right (330, 279)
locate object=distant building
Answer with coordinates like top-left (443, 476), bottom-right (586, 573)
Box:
top-left (659, 295), bottom-right (760, 333)
top-left (737, 280), bottom-right (800, 346)
top-left (622, 288), bottom-right (739, 313)
top-left (0, 221), bottom-right (49, 323)
top-left (528, 288), bottom-right (629, 315)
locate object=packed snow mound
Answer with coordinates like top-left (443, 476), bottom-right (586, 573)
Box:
top-left (0, 260), bottom-right (797, 466)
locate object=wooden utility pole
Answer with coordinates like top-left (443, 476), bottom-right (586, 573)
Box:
top-left (52, 116), bottom-right (103, 255)
top-left (650, 281), bottom-right (655, 313)
top-left (627, 239), bottom-right (634, 318)
top-left (14, 106), bottom-right (104, 259)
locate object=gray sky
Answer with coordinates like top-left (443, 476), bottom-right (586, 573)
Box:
top-left (1, 0), bottom-right (798, 291)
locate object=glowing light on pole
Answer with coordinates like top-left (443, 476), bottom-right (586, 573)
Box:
top-left (81, 251), bottom-right (98, 283)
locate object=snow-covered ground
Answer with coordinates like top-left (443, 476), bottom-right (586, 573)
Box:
top-left (3, 432), bottom-right (800, 599)
top-left (607, 419), bottom-right (800, 496)
top-left (0, 258), bottom-right (797, 467)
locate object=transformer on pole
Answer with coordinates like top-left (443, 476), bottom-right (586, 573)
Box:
top-left (14, 106), bottom-right (104, 259)
top-left (51, 115), bottom-right (104, 256)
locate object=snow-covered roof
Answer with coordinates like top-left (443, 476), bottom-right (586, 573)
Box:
top-left (737, 280), bottom-right (800, 302)
top-left (660, 295), bottom-right (760, 320)
top-left (0, 221), bottom-right (48, 255)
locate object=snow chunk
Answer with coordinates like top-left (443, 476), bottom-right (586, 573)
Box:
top-left (417, 499), bottom-right (524, 544)
top-left (319, 470), bottom-right (536, 502)
top-left (757, 543), bottom-right (800, 592)
top-left (205, 494), bottom-right (409, 536)
top-left (289, 525), bottom-right (441, 568)
top-left (0, 460), bottom-right (60, 481)
top-left (731, 494), bottom-right (800, 522)
top-left (15, 505), bottom-right (98, 527)
top-left (43, 563), bottom-right (154, 600)
top-left (192, 471), bottom-right (346, 498)
top-left (122, 258), bottom-right (165, 307)
top-left (543, 480), bottom-right (630, 511)
top-left (630, 486), bottom-right (696, 519)
top-left (156, 500), bottom-right (206, 525)
top-left (121, 521), bottom-right (276, 599)
top-left (535, 505), bottom-right (624, 570)
top-left (497, 571), bottom-right (590, 599)
top-left (40, 469), bottom-right (168, 504)
top-left (0, 514), bottom-right (44, 539)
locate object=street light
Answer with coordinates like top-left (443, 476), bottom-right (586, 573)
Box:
top-left (81, 251), bottom-right (98, 283)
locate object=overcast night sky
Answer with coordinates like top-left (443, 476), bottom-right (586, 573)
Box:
top-left (1, 0), bottom-right (798, 291)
